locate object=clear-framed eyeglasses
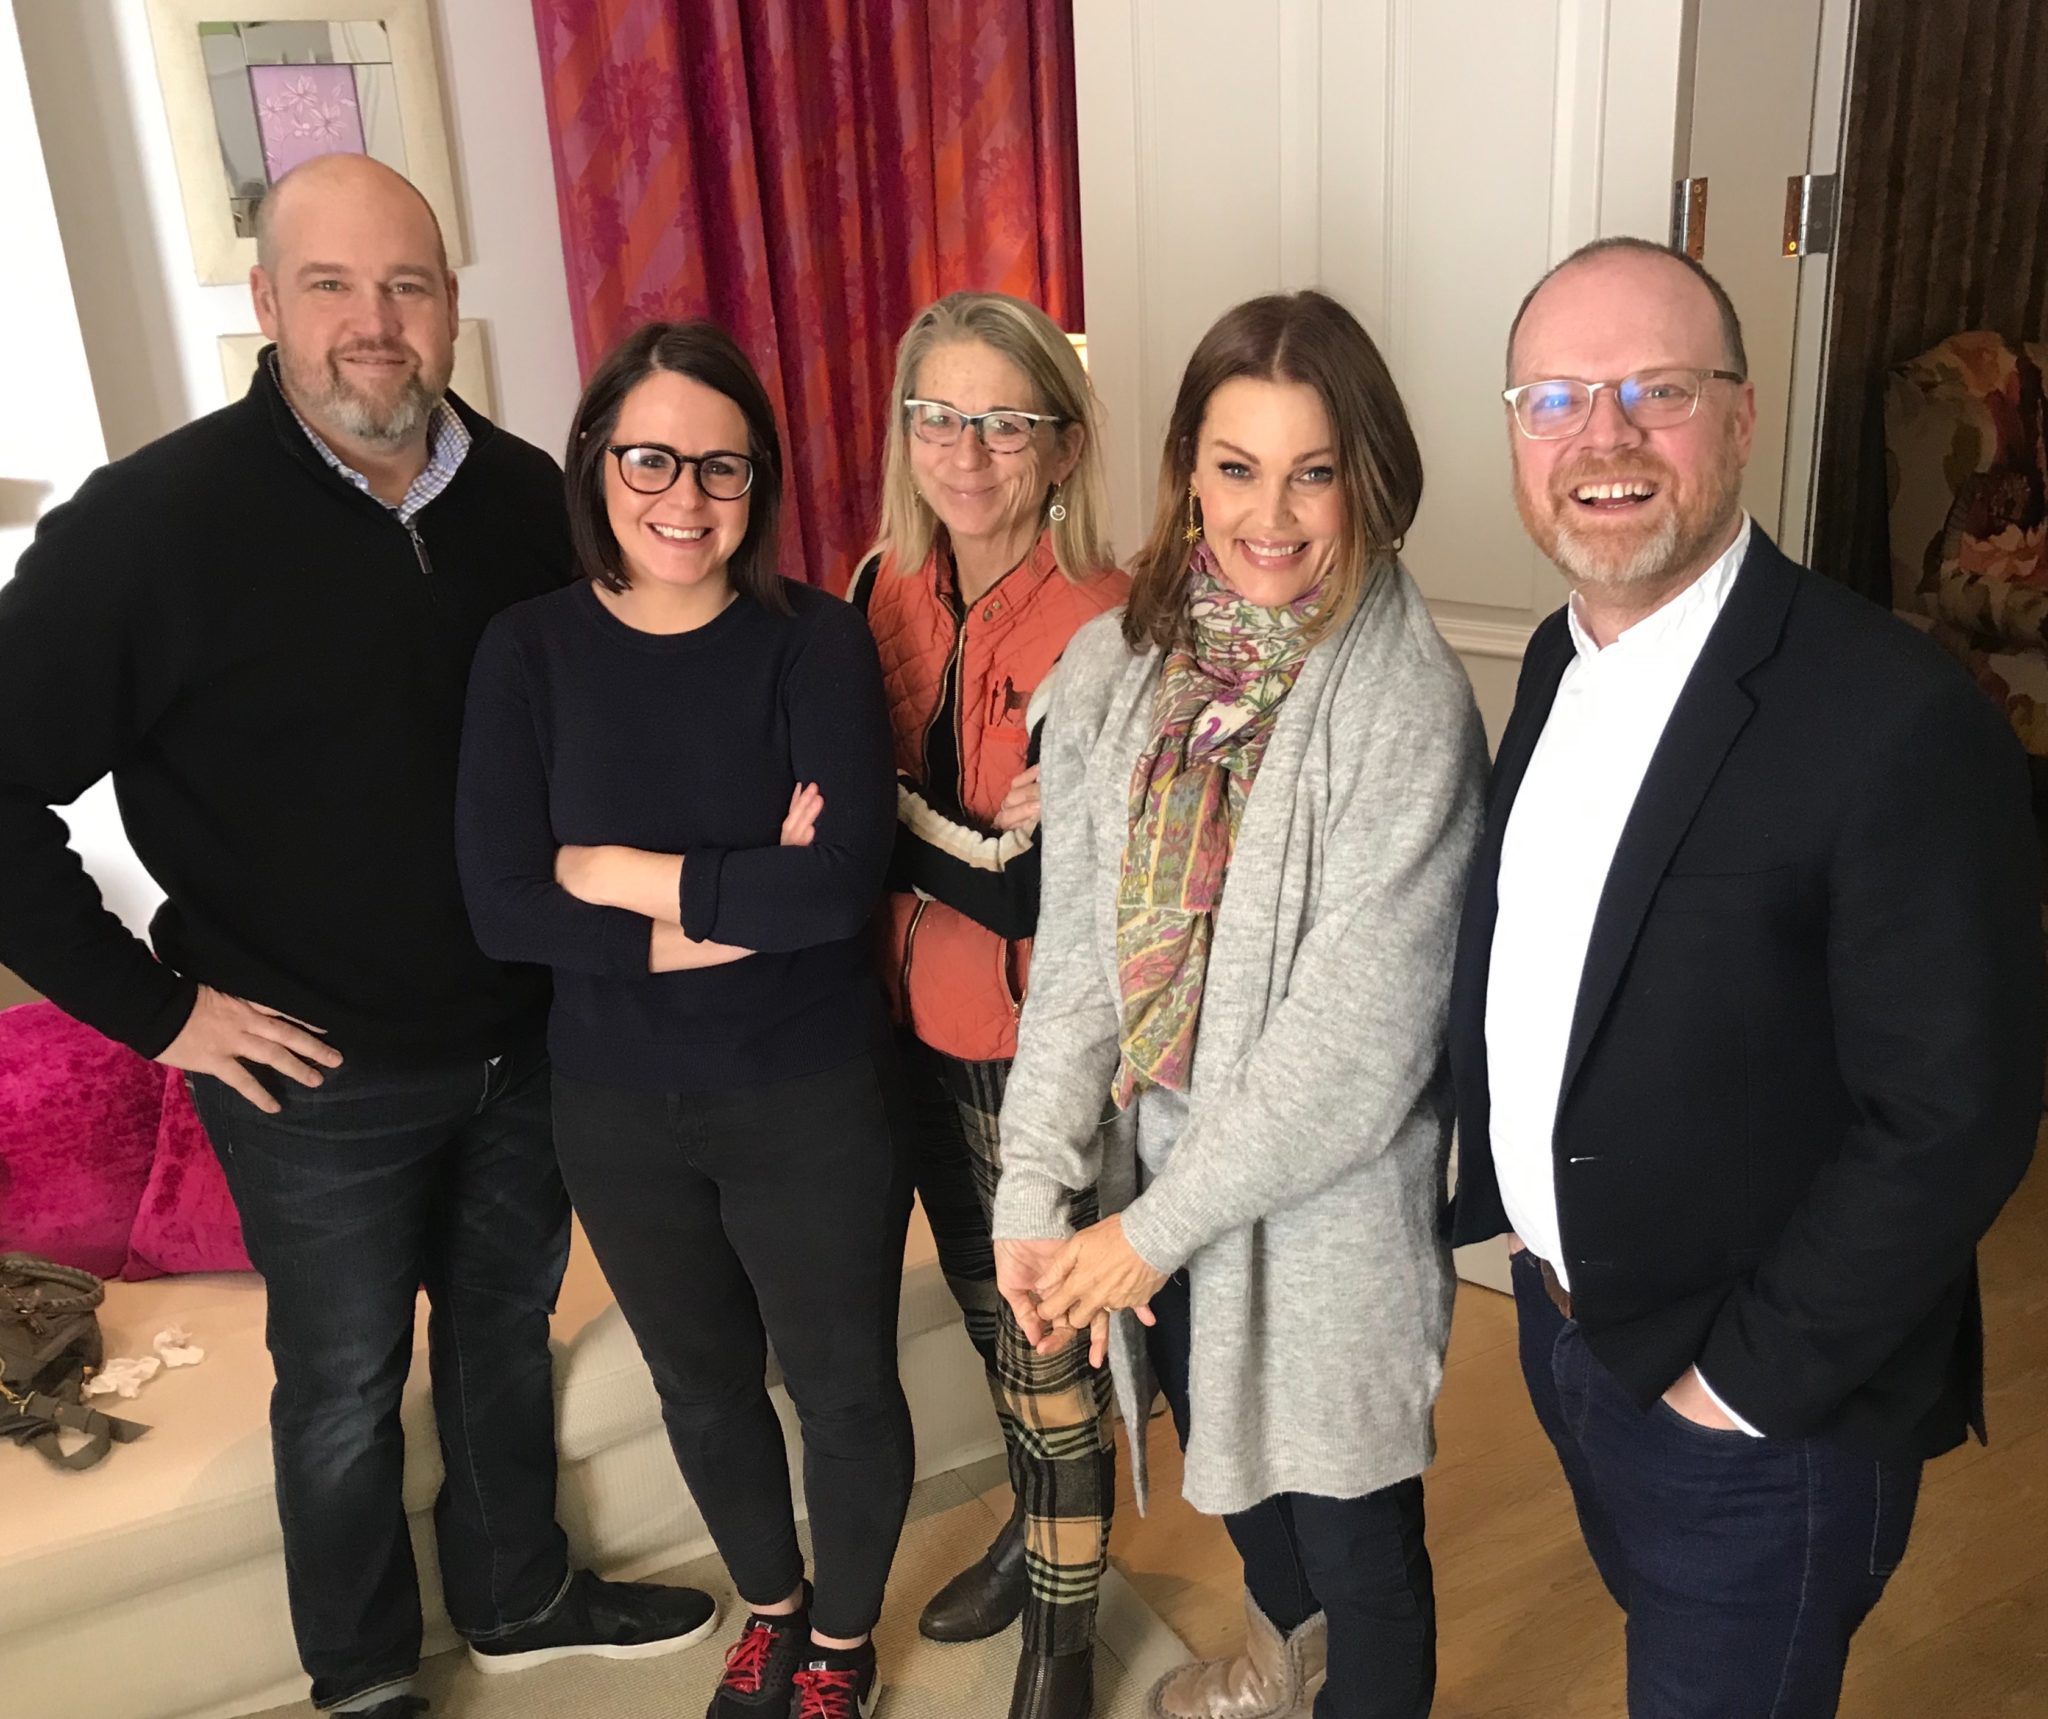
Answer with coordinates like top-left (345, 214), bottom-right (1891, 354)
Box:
top-left (606, 443), bottom-right (756, 499)
top-left (903, 399), bottom-right (1065, 455)
top-left (1501, 367), bottom-right (1746, 440)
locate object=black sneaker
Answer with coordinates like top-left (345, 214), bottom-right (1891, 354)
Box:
top-left (352, 1698), bottom-right (427, 1719)
top-left (791, 1641), bottom-right (879, 1719)
top-left (468, 1569), bottom-right (719, 1674)
top-left (708, 1597), bottom-right (811, 1716)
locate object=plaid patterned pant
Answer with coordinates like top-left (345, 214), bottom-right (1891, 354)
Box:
top-left (901, 1035), bottom-right (1117, 1655)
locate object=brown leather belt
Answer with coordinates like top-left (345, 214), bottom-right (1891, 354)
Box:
top-left (1537, 1256), bottom-right (1575, 1321)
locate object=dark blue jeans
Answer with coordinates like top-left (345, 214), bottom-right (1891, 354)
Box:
top-left (1511, 1248), bottom-right (1920, 1718)
top-left (1147, 1271), bottom-right (1436, 1719)
top-left (189, 1035), bottom-right (572, 1711)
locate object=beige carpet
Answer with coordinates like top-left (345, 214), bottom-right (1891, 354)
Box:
top-left (251, 1467), bottom-right (1189, 1717)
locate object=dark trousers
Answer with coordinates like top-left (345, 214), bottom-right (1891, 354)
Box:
top-left (551, 1048), bottom-right (916, 1641)
top-left (1511, 1248), bottom-right (1921, 1718)
top-left (190, 1037), bottom-right (572, 1712)
top-left (901, 1034), bottom-right (1116, 1655)
top-left (1147, 1271), bottom-right (1436, 1719)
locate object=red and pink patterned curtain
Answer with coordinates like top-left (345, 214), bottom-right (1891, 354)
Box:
top-left (530, 0), bottom-right (1085, 588)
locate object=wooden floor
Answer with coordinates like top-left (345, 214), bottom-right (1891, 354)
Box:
top-left (1090, 1132), bottom-right (2048, 1716)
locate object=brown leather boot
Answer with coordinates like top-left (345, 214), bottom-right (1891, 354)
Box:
top-left (1009, 1645), bottom-right (1094, 1719)
top-left (918, 1495), bottom-right (1029, 1642)
top-left (1145, 1591), bottom-right (1325, 1719)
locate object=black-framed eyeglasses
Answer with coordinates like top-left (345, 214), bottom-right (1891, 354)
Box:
top-left (902, 399), bottom-right (1065, 454)
top-left (1501, 367), bottom-right (1746, 440)
top-left (605, 443), bottom-right (756, 499)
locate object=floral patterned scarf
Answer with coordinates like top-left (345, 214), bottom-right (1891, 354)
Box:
top-left (1113, 542), bottom-right (1320, 1106)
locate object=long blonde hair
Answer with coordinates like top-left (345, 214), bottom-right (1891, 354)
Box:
top-left (868, 292), bottom-right (1115, 582)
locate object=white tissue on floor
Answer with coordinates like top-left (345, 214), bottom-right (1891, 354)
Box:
top-left (83, 1355), bottom-right (161, 1399)
top-left (153, 1327), bottom-right (204, 1367)
top-left (81, 1328), bottom-right (204, 1398)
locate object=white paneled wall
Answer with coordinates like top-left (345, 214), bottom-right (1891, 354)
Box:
top-left (1075, 0), bottom-right (1695, 737)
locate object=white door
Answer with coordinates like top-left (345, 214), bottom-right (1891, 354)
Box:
top-left (1684, 0), bottom-right (1857, 557)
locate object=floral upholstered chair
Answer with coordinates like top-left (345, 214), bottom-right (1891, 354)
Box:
top-left (1885, 331), bottom-right (2048, 761)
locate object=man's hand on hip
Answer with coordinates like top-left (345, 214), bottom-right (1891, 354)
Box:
top-left (154, 984), bottom-right (342, 1114)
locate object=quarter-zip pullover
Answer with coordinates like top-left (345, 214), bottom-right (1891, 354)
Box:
top-left (0, 350), bottom-right (567, 1058)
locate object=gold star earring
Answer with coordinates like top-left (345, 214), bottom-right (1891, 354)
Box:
top-left (1183, 479), bottom-right (1202, 543)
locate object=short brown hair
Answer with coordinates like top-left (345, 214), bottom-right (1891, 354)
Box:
top-left (1123, 290), bottom-right (1423, 653)
top-left (563, 321), bottom-right (790, 613)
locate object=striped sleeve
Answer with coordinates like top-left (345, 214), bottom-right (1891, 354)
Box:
top-left (886, 672), bottom-right (1055, 940)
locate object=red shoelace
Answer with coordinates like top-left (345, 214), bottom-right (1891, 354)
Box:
top-left (719, 1620), bottom-right (779, 1693)
top-left (792, 1664), bottom-right (865, 1719)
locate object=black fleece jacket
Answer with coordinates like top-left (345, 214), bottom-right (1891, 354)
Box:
top-left (0, 354), bottom-right (567, 1060)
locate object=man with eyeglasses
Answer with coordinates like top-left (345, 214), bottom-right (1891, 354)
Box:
top-left (1447, 235), bottom-right (2041, 1714)
top-left (0, 155), bottom-right (711, 1719)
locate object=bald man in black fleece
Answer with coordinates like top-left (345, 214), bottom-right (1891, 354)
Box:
top-left (0, 156), bottom-right (712, 1717)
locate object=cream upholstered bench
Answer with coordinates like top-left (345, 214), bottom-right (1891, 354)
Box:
top-left (1, 1206), bottom-right (995, 1719)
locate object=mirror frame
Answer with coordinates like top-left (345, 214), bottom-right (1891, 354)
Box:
top-left (144, 0), bottom-right (467, 284)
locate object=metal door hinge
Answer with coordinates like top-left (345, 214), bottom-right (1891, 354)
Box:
top-left (1671, 177), bottom-right (1708, 259)
top-left (1783, 173), bottom-right (1838, 257)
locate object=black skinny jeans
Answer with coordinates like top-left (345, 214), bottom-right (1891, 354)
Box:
top-left (551, 1047), bottom-right (916, 1640)
top-left (1147, 1271), bottom-right (1437, 1719)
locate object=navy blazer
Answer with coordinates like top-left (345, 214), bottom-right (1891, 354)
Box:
top-left (1448, 528), bottom-right (2043, 1460)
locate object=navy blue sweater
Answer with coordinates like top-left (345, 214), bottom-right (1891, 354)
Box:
top-left (456, 578), bottom-right (896, 1091)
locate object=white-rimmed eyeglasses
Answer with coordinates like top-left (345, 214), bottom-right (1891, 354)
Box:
top-left (1501, 368), bottom-right (1745, 440)
top-left (903, 399), bottom-right (1065, 454)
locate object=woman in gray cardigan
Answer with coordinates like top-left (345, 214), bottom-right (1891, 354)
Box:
top-left (991, 292), bottom-right (1486, 1719)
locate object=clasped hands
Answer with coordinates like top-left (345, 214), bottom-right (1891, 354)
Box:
top-left (995, 1215), bottom-right (1168, 1369)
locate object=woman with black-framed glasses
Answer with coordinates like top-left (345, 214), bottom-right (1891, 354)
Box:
top-left (453, 320), bottom-right (912, 1719)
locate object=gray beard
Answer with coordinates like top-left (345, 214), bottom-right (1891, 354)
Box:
top-left (1544, 417), bottom-right (1747, 593)
top-left (1552, 507), bottom-right (1683, 588)
top-left (324, 374), bottom-right (436, 446)
top-left (285, 348), bottom-right (444, 448)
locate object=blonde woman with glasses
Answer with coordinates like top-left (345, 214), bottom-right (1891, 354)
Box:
top-left (847, 292), bottom-right (1127, 1719)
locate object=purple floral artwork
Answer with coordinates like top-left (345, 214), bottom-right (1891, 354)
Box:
top-left (249, 64), bottom-right (366, 183)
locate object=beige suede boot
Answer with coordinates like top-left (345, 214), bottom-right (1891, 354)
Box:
top-left (1145, 1591), bottom-right (1327, 1719)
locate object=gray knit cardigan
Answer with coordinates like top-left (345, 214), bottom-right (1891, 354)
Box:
top-left (990, 560), bottom-right (1488, 1515)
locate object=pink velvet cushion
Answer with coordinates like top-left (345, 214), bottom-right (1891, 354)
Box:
top-left (0, 1001), bottom-right (163, 1276)
top-left (121, 1071), bottom-right (251, 1279)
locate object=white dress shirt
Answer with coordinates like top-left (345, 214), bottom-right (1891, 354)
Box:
top-left (1486, 516), bottom-right (1762, 1433)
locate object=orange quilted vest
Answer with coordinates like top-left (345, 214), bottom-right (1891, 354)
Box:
top-left (861, 533), bottom-right (1128, 1062)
